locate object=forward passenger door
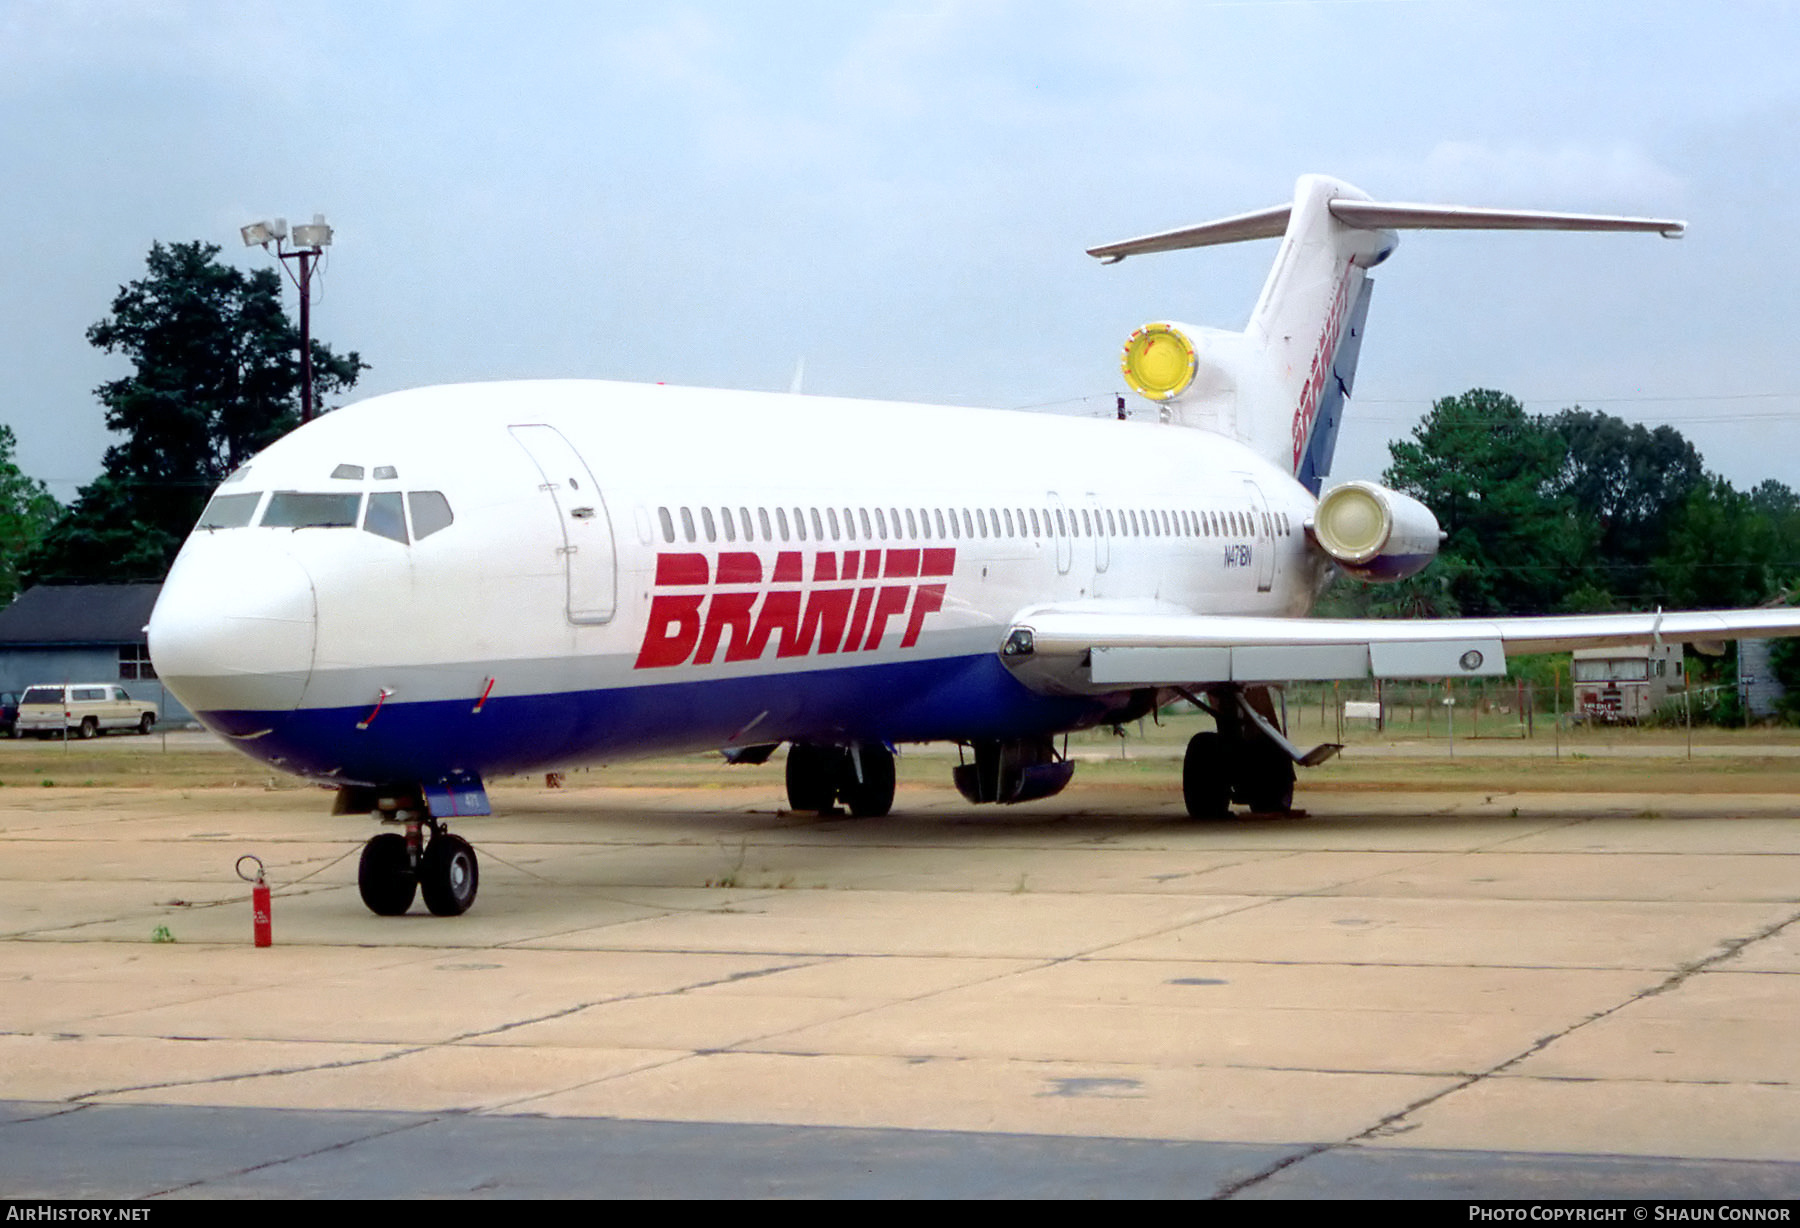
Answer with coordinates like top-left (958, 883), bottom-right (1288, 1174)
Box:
top-left (509, 425), bottom-right (618, 624)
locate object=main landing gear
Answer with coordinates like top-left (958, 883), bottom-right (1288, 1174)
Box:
top-left (356, 816), bottom-right (480, 917)
top-left (1180, 685), bottom-right (1332, 820)
top-left (1181, 730), bottom-right (1293, 818)
top-left (785, 741), bottom-right (896, 817)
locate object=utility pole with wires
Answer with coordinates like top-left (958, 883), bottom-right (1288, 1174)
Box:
top-left (240, 214), bottom-right (334, 424)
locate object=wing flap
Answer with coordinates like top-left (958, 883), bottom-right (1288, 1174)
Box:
top-left (1087, 638), bottom-right (1505, 685)
top-left (1008, 608), bottom-right (1800, 692)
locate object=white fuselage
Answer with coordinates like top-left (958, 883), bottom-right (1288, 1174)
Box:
top-left (148, 380), bottom-right (1327, 787)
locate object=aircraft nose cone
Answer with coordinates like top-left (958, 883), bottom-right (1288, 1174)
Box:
top-left (149, 543), bottom-right (317, 718)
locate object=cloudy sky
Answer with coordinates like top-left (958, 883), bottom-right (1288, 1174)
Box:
top-left (4, 0), bottom-right (1796, 501)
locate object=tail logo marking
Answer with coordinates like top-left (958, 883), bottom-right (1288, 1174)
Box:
top-left (1290, 257), bottom-right (1356, 471)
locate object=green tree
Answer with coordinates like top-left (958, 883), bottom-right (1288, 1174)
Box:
top-left (1545, 408), bottom-right (1704, 606)
top-left (1654, 474), bottom-right (1799, 611)
top-left (25, 241), bottom-right (366, 583)
top-left (1314, 562), bottom-right (1463, 618)
top-left (1348, 388), bottom-right (1800, 656)
top-left (0, 425), bottom-right (60, 603)
top-left (1382, 389), bottom-right (1582, 616)
top-left (1747, 478), bottom-right (1800, 538)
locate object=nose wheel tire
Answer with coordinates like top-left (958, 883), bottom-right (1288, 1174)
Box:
top-left (358, 833), bottom-right (417, 916)
top-left (420, 832), bottom-right (480, 916)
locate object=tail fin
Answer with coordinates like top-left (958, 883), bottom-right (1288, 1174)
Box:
top-left (1091, 174), bottom-right (1684, 493)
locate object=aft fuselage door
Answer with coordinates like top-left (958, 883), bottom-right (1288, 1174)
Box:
top-left (1046, 491), bottom-right (1073, 575)
top-left (1085, 493), bottom-right (1110, 573)
top-left (509, 424), bottom-right (618, 624)
top-left (1241, 477), bottom-right (1275, 594)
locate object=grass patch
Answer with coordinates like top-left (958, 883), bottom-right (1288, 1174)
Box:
top-left (2, 716), bottom-right (1794, 799)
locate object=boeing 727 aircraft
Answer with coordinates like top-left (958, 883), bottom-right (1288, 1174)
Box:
top-left (148, 174), bottom-right (1800, 918)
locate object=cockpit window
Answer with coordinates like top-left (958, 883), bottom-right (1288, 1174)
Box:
top-left (262, 491), bottom-right (363, 528)
top-left (363, 491), bottom-right (407, 543)
top-left (374, 465), bottom-right (398, 480)
top-left (220, 464), bottom-right (250, 486)
top-left (330, 464), bottom-right (365, 480)
top-left (196, 492), bottom-right (262, 529)
top-left (408, 491), bottom-right (454, 540)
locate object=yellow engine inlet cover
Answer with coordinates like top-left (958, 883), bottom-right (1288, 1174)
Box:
top-left (1121, 324), bottom-right (1197, 401)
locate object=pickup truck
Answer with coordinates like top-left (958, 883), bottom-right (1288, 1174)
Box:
top-left (16, 684), bottom-right (158, 738)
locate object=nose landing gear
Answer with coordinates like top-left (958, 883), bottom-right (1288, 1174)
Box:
top-left (419, 830), bottom-right (478, 915)
top-left (357, 832), bottom-right (417, 915)
top-left (355, 816), bottom-right (480, 917)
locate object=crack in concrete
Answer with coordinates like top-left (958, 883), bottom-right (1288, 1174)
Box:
top-left (679, 812), bottom-right (1727, 1106)
top-left (1211, 902), bottom-right (1800, 1199)
top-left (0, 1101), bottom-right (92, 1125)
top-left (143, 1110), bottom-right (454, 1198)
top-left (58, 957), bottom-right (821, 1105)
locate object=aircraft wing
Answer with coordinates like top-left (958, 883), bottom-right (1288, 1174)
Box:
top-left (999, 607), bottom-right (1800, 694)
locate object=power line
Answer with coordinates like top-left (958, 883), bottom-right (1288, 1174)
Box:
top-left (1019, 390), bottom-right (1800, 422)
top-left (1363, 392), bottom-right (1800, 405)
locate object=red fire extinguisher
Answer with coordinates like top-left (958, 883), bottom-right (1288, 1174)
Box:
top-left (238, 855), bottom-right (272, 947)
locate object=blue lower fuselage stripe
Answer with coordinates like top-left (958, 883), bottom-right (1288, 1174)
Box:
top-left (1344, 553), bottom-right (1436, 582)
top-left (199, 654), bottom-right (1118, 785)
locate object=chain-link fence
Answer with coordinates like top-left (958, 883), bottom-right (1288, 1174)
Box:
top-left (1275, 677), bottom-right (1734, 747)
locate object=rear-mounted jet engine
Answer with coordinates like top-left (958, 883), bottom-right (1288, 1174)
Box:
top-left (1307, 480), bottom-right (1441, 582)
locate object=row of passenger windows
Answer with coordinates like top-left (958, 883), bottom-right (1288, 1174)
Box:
top-left (655, 502), bottom-right (1294, 546)
top-left (196, 490), bottom-right (455, 543)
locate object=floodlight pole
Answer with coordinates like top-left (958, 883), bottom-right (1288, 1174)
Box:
top-left (276, 244), bottom-right (323, 424)
top-left (242, 215), bottom-right (332, 425)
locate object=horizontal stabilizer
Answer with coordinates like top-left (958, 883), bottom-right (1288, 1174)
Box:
top-left (1328, 200), bottom-right (1684, 238)
top-left (1088, 197), bottom-right (1683, 263)
top-left (1087, 205), bottom-right (1291, 263)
